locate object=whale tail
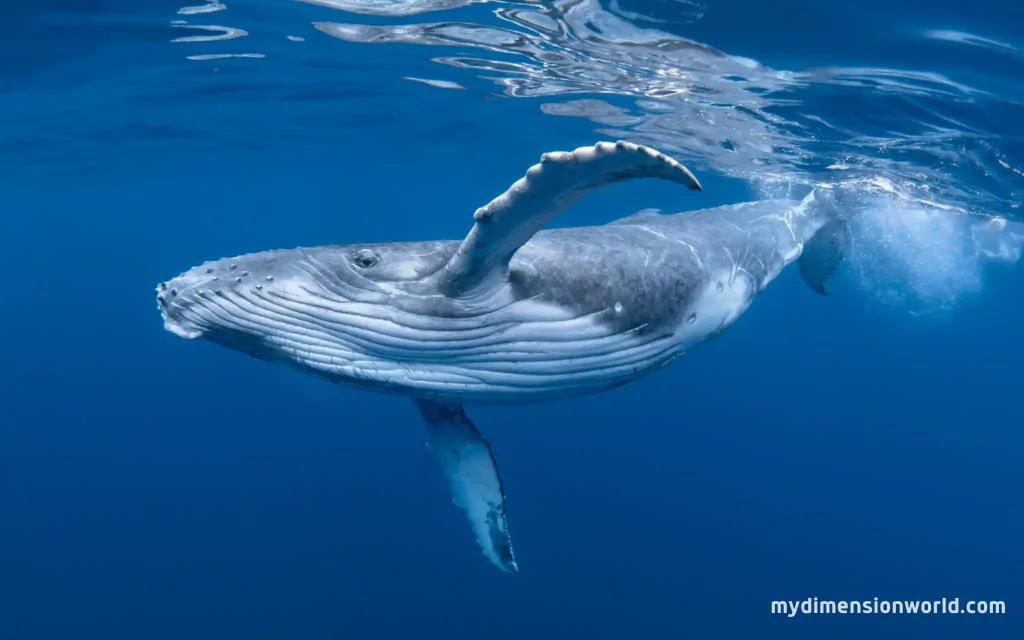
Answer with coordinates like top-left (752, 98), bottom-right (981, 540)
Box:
top-left (798, 188), bottom-right (850, 295)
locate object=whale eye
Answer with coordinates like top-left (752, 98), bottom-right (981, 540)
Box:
top-left (351, 249), bottom-right (379, 269)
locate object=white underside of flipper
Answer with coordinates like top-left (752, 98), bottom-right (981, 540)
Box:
top-left (415, 399), bottom-right (517, 573)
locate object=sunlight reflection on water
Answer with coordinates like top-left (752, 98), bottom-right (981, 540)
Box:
top-left (162, 0), bottom-right (1023, 308)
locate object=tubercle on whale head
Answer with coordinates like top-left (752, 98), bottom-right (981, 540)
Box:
top-left (155, 279), bottom-right (207, 339)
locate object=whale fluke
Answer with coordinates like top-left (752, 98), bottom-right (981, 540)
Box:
top-left (798, 218), bottom-right (849, 295)
top-left (436, 141), bottom-right (702, 296)
top-left (415, 399), bottom-right (517, 573)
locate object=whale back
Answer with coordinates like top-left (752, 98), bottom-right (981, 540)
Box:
top-left (508, 194), bottom-right (830, 337)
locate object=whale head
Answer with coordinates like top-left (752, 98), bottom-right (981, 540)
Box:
top-left (158, 240), bottom-right (460, 373)
top-left (156, 240), bottom-right (619, 401)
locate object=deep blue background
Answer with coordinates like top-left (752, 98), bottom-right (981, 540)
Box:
top-left (2, 0), bottom-right (1022, 637)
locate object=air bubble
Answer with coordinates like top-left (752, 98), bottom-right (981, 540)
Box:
top-left (686, 313), bottom-right (697, 325)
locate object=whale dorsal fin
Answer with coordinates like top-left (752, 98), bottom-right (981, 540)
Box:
top-left (609, 207), bottom-right (662, 225)
top-left (436, 141), bottom-right (702, 296)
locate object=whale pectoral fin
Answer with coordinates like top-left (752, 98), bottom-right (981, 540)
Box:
top-left (415, 399), bottom-right (518, 573)
top-left (437, 141), bottom-right (702, 296)
top-left (798, 219), bottom-right (850, 295)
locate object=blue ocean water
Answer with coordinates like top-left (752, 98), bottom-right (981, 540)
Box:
top-left (2, 0), bottom-right (1023, 637)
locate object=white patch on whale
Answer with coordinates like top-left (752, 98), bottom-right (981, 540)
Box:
top-left (673, 271), bottom-right (753, 350)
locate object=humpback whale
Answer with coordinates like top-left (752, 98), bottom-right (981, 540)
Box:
top-left (156, 141), bottom-right (846, 573)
